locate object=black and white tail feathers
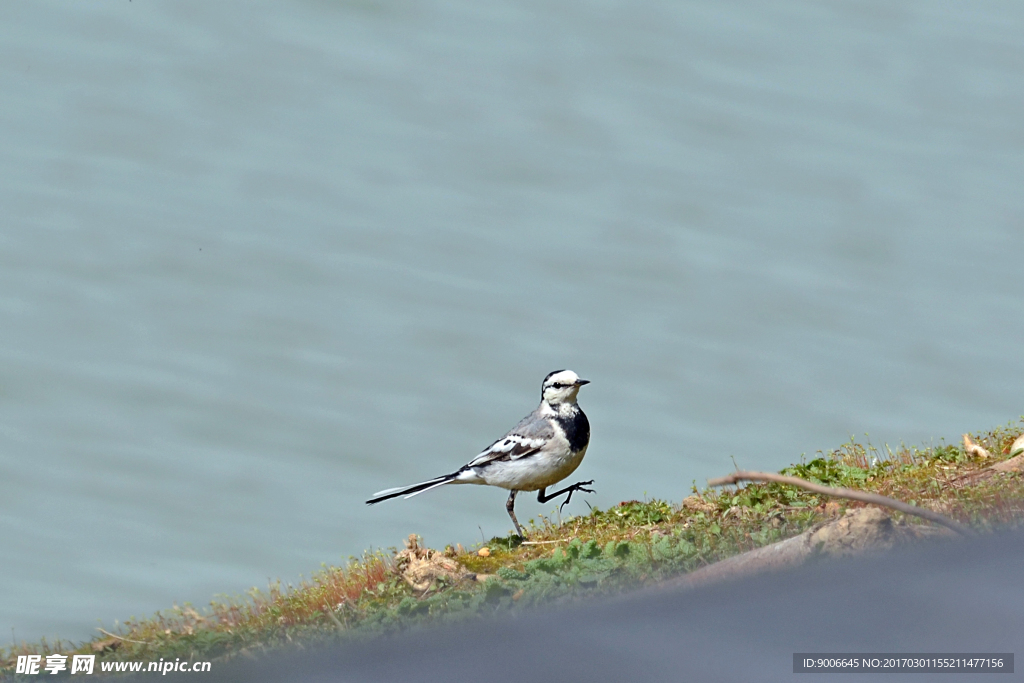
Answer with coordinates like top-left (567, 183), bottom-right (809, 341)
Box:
top-left (365, 473), bottom-right (457, 505)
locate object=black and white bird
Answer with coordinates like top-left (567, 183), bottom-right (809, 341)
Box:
top-left (366, 370), bottom-right (593, 538)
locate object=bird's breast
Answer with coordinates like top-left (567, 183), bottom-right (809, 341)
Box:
top-left (554, 409), bottom-right (590, 454)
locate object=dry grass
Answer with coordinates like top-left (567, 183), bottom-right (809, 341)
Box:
top-left (3, 419), bottom-right (1023, 673)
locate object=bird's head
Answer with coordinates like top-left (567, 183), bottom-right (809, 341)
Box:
top-left (541, 369), bottom-right (590, 406)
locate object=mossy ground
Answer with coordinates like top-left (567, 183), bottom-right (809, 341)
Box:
top-left (3, 420), bottom-right (1023, 675)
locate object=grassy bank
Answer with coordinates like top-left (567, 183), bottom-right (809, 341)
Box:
top-left (4, 420), bottom-right (1024, 674)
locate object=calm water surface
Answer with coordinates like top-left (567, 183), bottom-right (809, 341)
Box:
top-left (1, 0), bottom-right (1022, 641)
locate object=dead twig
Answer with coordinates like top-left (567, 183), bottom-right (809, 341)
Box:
top-left (708, 470), bottom-right (974, 537)
top-left (96, 628), bottom-right (149, 645)
top-left (520, 539), bottom-right (567, 545)
top-left (323, 604), bottom-right (345, 633)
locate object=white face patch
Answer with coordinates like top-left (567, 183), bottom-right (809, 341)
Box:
top-left (543, 370), bottom-right (579, 390)
top-left (542, 369), bottom-right (585, 405)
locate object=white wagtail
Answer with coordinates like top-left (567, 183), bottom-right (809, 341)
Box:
top-left (366, 370), bottom-right (593, 538)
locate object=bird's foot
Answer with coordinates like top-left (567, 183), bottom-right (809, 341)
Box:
top-left (559, 480), bottom-right (596, 512)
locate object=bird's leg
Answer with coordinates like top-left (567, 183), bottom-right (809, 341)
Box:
top-left (537, 480), bottom-right (595, 512)
top-left (506, 489), bottom-right (525, 538)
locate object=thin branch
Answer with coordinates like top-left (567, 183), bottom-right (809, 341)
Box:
top-left (520, 539), bottom-right (566, 546)
top-left (323, 604), bottom-right (345, 632)
top-left (96, 628), bottom-right (149, 645)
top-left (708, 470), bottom-right (974, 537)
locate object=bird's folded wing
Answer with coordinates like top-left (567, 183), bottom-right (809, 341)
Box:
top-left (466, 414), bottom-right (554, 468)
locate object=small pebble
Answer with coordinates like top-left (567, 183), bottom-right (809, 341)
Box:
top-left (477, 547), bottom-right (491, 557)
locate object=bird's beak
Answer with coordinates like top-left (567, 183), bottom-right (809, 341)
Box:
top-left (575, 379), bottom-right (591, 386)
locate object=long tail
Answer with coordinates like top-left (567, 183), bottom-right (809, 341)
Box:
top-left (365, 473), bottom-right (457, 505)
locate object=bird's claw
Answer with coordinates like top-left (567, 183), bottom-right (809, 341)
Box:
top-left (559, 480), bottom-right (596, 512)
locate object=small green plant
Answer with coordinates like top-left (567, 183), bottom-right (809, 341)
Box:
top-left (3, 419), bottom-right (1022, 676)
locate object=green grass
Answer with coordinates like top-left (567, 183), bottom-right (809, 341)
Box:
top-left (3, 419), bottom-right (1023, 674)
